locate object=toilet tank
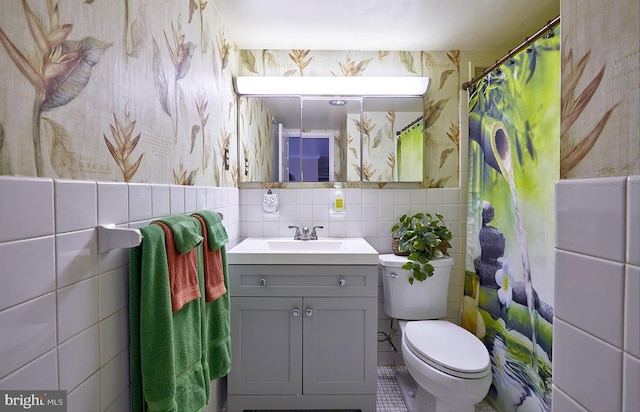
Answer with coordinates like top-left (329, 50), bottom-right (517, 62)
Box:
top-left (379, 254), bottom-right (453, 320)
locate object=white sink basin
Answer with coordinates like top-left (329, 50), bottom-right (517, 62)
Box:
top-left (227, 237), bottom-right (378, 265)
top-left (266, 239), bottom-right (345, 251)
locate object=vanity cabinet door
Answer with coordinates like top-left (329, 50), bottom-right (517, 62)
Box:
top-left (228, 297), bottom-right (303, 395)
top-left (302, 297), bottom-right (377, 395)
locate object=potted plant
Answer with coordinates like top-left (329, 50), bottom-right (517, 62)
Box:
top-left (391, 212), bottom-right (453, 284)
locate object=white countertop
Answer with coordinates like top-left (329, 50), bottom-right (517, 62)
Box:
top-left (227, 237), bottom-right (379, 265)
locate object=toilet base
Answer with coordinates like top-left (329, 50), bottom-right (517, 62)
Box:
top-left (395, 367), bottom-right (476, 412)
top-left (396, 367), bottom-right (422, 412)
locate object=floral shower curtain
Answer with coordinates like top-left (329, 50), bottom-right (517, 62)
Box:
top-left (462, 26), bottom-right (560, 412)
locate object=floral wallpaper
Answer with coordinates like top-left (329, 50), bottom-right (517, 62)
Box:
top-left (0, 0), bottom-right (239, 187)
top-left (237, 96), bottom-right (274, 182)
top-left (560, 0), bottom-right (639, 179)
top-left (237, 49), bottom-right (461, 187)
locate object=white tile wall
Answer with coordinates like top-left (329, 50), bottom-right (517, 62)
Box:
top-left (555, 176), bottom-right (627, 262)
top-left (553, 318), bottom-right (622, 412)
top-left (67, 372), bottom-right (100, 412)
top-left (58, 325), bottom-right (101, 391)
top-left (0, 176), bottom-right (239, 412)
top-left (0, 294), bottom-right (57, 379)
top-left (128, 183), bottom-right (152, 222)
top-left (106, 389), bottom-right (132, 412)
top-left (151, 185), bottom-right (170, 218)
top-left (554, 175), bottom-right (640, 411)
top-left (54, 179), bottom-right (97, 233)
top-left (99, 308), bottom-right (129, 367)
top-left (185, 186), bottom-right (198, 212)
top-left (98, 266), bottom-right (129, 320)
top-left (0, 236), bottom-right (55, 310)
top-left (0, 350), bottom-right (58, 390)
top-left (238, 185), bottom-right (467, 365)
top-left (0, 176), bottom-right (54, 242)
top-left (56, 229), bottom-right (98, 289)
top-left (626, 264), bottom-right (640, 358)
top-left (97, 182), bottom-right (128, 226)
top-left (169, 185), bottom-right (185, 214)
top-left (57, 277), bottom-right (100, 343)
top-left (100, 349), bottom-right (130, 410)
top-left (623, 354), bottom-right (640, 412)
top-left (551, 385), bottom-right (588, 412)
top-left (628, 176), bottom-right (640, 266)
top-left (555, 250), bottom-right (625, 347)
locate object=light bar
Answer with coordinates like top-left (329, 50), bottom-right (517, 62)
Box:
top-left (234, 76), bottom-right (430, 96)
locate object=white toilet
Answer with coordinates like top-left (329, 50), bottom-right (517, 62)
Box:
top-left (379, 254), bottom-right (492, 412)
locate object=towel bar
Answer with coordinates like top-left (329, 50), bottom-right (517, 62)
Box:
top-left (97, 224), bottom-right (142, 253)
top-left (97, 212), bottom-right (223, 253)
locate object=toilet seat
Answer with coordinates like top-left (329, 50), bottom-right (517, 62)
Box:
top-left (404, 320), bottom-right (491, 379)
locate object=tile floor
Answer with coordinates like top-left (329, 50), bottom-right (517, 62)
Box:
top-left (376, 366), bottom-right (409, 410)
top-left (377, 366), bottom-right (495, 412)
top-left (222, 366), bottom-right (496, 411)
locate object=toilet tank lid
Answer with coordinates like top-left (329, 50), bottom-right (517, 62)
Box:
top-left (379, 254), bottom-right (453, 268)
top-left (378, 254), bottom-right (408, 267)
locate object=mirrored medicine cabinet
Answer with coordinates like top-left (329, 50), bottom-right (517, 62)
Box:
top-left (234, 76), bottom-right (440, 184)
top-left (236, 77), bottom-right (432, 185)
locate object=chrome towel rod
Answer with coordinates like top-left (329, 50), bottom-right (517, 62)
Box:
top-left (97, 212), bottom-right (223, 253)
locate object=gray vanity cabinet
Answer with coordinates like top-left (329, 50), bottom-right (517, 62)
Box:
top-left (227, 264), bottom-right (377, 412)
top-left (229, 296), bottom-right (303, 395)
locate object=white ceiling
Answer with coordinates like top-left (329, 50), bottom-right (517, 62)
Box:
top-left (213, 0), bottom-right (560, 52)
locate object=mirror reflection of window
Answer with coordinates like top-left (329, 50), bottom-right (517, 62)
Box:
top-left (288, 133), bottom-right (333, 182)
top-left (301, 97), bottom-right (360, 182)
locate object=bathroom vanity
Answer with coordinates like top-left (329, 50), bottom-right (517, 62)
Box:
top-left (226, 238), bottom-right (379, 411)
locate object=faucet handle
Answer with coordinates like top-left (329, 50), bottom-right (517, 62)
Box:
top-left (311, 225), bottom-right (324, 240)
top-left (288, 225), bottom-right (301, 240)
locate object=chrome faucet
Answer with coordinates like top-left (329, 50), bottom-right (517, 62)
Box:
top-left (289, 225), bottom-right (324, 240)
top-left (288, 225), bottom-right (302, 240)
top-left (310, 225), bottom-right (323, 240)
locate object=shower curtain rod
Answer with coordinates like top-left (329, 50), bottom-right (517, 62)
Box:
top-left (396, 115), bottom-right (423, 135)
top-left (461, 15), bottom-right (560, 91)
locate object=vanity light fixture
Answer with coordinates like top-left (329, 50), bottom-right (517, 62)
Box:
top-left (234, 76), bottom-right (430, 96)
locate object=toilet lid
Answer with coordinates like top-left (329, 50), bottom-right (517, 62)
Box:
top-left (405, 321), bottom-right (490, 379)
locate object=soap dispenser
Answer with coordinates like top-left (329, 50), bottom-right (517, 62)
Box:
top-left (262, 189), bottom-right (279, 213)
top-left (333, 184), bottom-right (344, 213)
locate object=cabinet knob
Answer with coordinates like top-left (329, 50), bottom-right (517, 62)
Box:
top-left (305, 308), bottom-right (313, 317)
top-left (259, 278), bottom-right (267, 286)
top-left (292, 308), bottom-right (300, 317)
top-left (338, 278), bottom-right (347, 287)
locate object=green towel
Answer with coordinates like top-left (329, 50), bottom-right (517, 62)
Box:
top-left (192, 210), bottom-right (232, 380)
top-left (193, 210), bottom-right (228, 251)
top-left (155, 215), bottom-right (211, 402)
top-left (130, 222), bottom-right (209, 412)
top-left (155, 215), bottom-right (203, 254)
